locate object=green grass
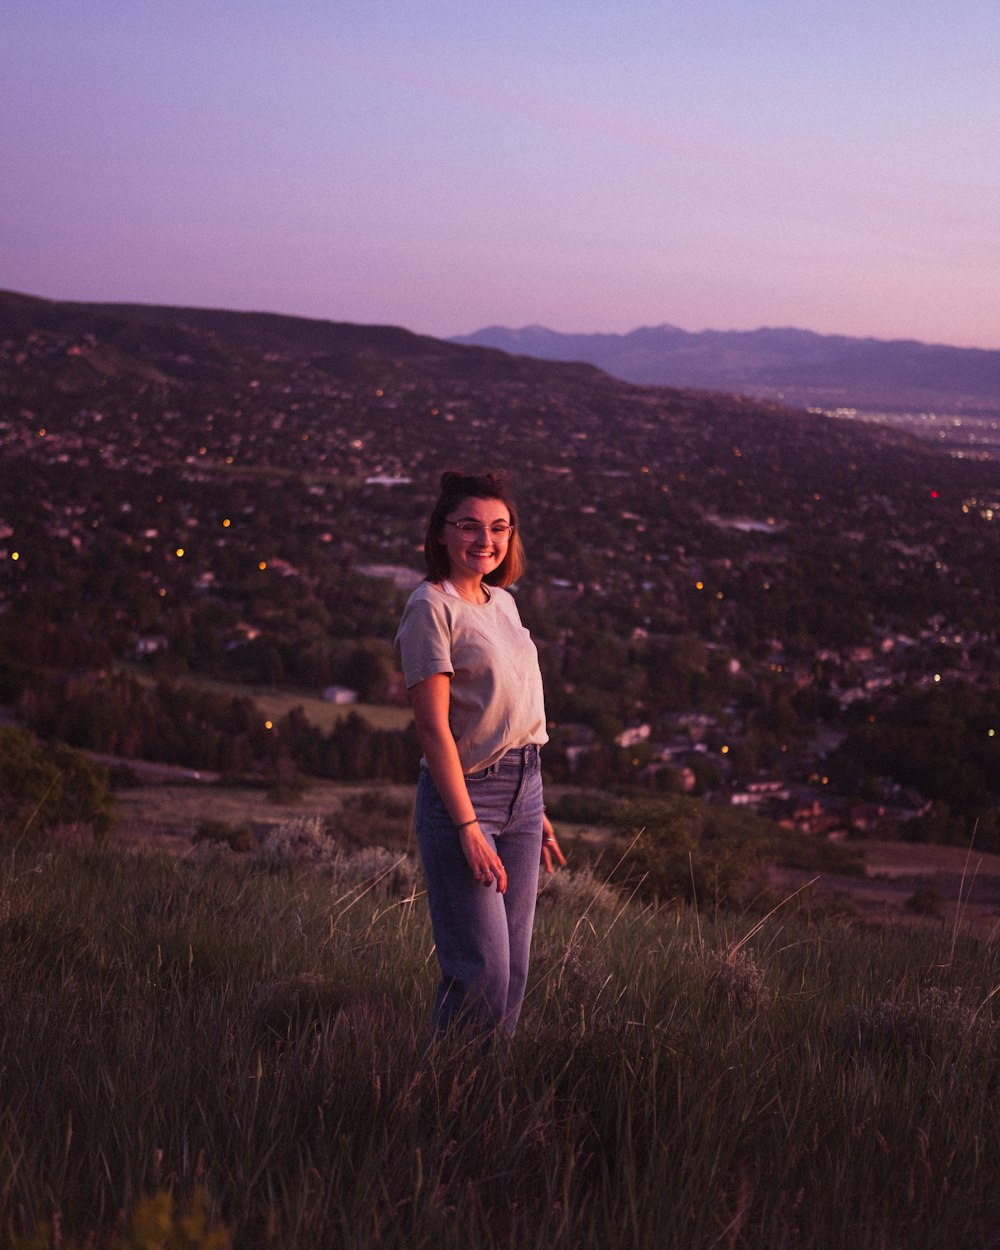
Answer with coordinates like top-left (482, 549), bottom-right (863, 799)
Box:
top-left (119, 664), bottom-right (415, 732)
top-left (2, 822), bottom-right (1000, 1249)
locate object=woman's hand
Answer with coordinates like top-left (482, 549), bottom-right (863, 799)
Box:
top-left (410, 676), bottom-right (508, 893)
top-left (540, 812), bottom-right (566, 875)
top-left (459, 822), bottom-right (508, 893)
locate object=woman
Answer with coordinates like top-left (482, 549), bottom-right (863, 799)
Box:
top-left (395, 470), bottom-right (565, 1039)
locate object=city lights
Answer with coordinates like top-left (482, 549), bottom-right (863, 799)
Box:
top-left (6, 290), bottom-right (1000, 885)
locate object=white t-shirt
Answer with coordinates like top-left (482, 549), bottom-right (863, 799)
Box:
top-left (394, 580), bottom-right (548, 774)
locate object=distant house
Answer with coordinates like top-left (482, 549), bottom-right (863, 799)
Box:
top-left (355, 563), bottom-right (424, 590)
top-left (322, 685), bottom-right (359, 705)
top-left (555, 724), bottom-right (599, 773)
top-left (224, 623), bottom-right (261, 651)
top-left (731, 781), bottom-right (790, 807)
top-left (779, 797), bottom-right (844, 838)
top-left (848, 798), bottom-right (929, 837)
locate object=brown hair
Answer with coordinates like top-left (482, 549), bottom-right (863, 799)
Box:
top-left (423, 470), bottom-right (526, 588)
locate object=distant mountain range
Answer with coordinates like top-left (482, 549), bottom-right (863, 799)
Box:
top-left (8, 290), bottom-right (996, 415)
top-left (451, 324), bottom-right (1000, 413)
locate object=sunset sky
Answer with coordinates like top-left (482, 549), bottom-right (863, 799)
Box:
top-left (3, 0), bottom-right (998, 348)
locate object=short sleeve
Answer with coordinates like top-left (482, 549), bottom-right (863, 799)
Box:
top-left (394, 594), bottom-right (455, 688)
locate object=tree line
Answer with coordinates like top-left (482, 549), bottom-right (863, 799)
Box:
top-left (17, 671), bottom-right (422, 785)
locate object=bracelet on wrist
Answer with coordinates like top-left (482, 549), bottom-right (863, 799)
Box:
top-left (455, 817), bottom-right (478, 830)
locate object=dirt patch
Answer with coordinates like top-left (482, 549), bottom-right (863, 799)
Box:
top-left (769, 839), bottom-right (1000, 939)
top-left (111, 780), bottom-right (415, 851)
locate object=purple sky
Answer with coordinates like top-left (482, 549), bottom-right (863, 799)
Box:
top-left (2, 1), bottom-right (998, 348)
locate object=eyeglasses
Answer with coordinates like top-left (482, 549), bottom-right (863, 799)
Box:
top-left (444, 520), bottom-right (515, 539)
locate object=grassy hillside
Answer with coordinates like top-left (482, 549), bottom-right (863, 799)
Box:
top-left (119, 665), bottom-right (414, 734)
top-left (2, 820), bottom-right (998, 1249)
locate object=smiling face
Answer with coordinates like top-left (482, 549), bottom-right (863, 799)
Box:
top-left (439, 495), bottom-right (512, 587)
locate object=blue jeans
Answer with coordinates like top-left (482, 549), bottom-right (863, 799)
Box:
top-left (415, 745), bottom-right (544, 1039)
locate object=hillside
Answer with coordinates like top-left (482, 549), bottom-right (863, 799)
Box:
top-left (2, 290), bottom-right (1000, 842)
top-left (6, 817), bottom-right (1000, 1250)
top-left (0, 289), bottom-right (606, 392)
top-left (452, 323), bottom-right (1000, 413)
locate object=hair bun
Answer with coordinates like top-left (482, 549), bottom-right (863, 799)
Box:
top-left (440, 469), bottom-right (508, 490)
top-left (443, 467), bottom-right (507, 481)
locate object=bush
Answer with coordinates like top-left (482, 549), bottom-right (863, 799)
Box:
top-left (545, 792), bottom-right (619, 825)
top-left (248, 815), bottom-right (337, 869)
top-left (905, 886), bottom-right (947, 918)
top-left (328, 788), bottom-right (414, 850)
top-left (537, 863), bottom-right (620, 915)
top-left (193, 819), bottom-right (256, 854)
top-left (0, 727), bottom-right (114, 837)
top-left (608, 795), bottom-right (772, 906)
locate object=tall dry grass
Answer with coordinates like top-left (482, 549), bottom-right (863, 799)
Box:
top-left (2, 819), bottom-right (999, 1249)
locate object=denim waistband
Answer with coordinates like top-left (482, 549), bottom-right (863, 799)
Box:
top-left (497, 744), bottom-right (541, 765)
top-left (420, 743), bottom-right (542, 780)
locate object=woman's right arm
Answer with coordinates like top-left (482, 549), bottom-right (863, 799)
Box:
top-left (409, 673), bottom-right (508, 893)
